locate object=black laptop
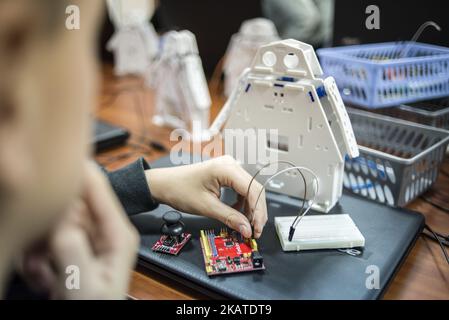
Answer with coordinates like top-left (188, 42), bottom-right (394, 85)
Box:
top-left (132, 155), bottom-right (424, 300)
top-left (93, 120), bottom-right (129, 152)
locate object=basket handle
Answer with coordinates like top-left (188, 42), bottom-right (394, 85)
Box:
top-left (399, 21), bottom-right (441, 58)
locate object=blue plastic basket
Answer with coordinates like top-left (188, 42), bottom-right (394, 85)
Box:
top-left (317, 42), bottom-right (449, 108)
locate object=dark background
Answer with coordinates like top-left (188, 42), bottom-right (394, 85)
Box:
top-left (333, 0), bottom-right (449, 46)
top-left (100, 0), bottom-right (449, 77)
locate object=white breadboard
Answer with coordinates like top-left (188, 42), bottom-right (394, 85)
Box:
top-left (275, 214), bottom-right (365, 252)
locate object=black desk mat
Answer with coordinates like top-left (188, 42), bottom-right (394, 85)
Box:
top-left (132, 155), bottom-right (424, 299)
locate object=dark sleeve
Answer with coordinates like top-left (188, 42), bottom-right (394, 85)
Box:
top-left (103, 158), bottom-right (159, 216)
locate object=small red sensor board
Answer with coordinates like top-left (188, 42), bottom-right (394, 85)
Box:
top-left (152, 233), bottom-right (191, 255)
top-left (199, 228), bottom-right (265, 276)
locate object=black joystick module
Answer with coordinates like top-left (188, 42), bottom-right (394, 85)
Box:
top-left (152, 211), bottom-right (191, 255)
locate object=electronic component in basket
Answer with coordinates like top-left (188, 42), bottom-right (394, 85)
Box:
top-left (199, 228), bottom-right (265, 276)
top-left (152, 233), bottom-right (191, 255)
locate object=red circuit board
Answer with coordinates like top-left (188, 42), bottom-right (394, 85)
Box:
top-left (200, 228), bottom-right (265, 276)
top-left (152, 233), bottom-right (191, 255)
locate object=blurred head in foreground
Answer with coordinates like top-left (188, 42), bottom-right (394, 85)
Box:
top-left (0, 0), bottom-right (103, 285)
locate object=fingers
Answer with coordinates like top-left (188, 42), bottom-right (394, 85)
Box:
top-left (83, 163), bottom-right (128, 234)
top-left (252, 188), bottom-right (268, 238)
top-left (82, 162), bottom-right (139, 294)
top-left (83, 163), bottom-right (139, 254)
top-left (210, 156), bottom-right (268, 238)
top-left (205, 195), bottom-right (252, 238)
top-left (49, 223), bottom-right (93, 299)
top-left (21, 250), bottom-right (57, 294)
top-left (39, 164), bottom-right (138, 299)
top-left (50, 202), bottom-right (93, 269)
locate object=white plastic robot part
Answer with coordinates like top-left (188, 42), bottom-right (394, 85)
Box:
top-left (107, 0), bottom-right (156, 27)
top-left (207, 69), bottom-right (250, 137)
top-left (106, 0), bottom-right (159, 76)
top-left (324, 77), bottom-right (359, 159)
top-left (149, 30), bottom-right (211, 141)
top-left (251, 39), bottom-right (324, 79)
top-left (223, 18), bottom-right (279, 97)
top-left (210, 39), bottom-right (360, 213)
top-left (106, 24), bottom-right (159, 76)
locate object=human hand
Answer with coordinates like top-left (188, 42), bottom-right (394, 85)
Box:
top-left (21, 164), bottom-right (139, 299)
top-left (145, 156), bottom-right (268, 238)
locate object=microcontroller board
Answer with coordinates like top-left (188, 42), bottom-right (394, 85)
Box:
top-left (152, 233), bottom-right (191, 255)
top-left (199, 228), bottom-right (265, 276)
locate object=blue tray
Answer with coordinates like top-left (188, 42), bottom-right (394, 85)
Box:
top-left (317, 42), bottom-right (449, 108)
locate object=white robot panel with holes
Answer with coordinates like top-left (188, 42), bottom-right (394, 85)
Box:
top-left (209, 39), bottom-right (359, 213)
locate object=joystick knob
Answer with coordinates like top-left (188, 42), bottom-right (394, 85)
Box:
top-left (161, 211), bottom-right (185, 241)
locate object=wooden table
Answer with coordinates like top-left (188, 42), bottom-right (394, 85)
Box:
top-left (95, 66), bottom-right (449, 300)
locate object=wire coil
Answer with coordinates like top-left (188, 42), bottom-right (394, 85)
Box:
top-left (243, 161), bottom-right (319, 241)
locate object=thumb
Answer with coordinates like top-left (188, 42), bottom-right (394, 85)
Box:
top-left (206, 196), bottom-right (252, 238)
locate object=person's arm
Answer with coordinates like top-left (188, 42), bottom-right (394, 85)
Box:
top-left (145, 156), bottom-right (267, 239)
top-left (105, 156), bottom-right (268, 239)
top-left (104, 158), bottom-right (159, 216)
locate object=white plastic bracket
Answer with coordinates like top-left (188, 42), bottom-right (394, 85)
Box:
top-left (209, 39), bottom-right (359, 212)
